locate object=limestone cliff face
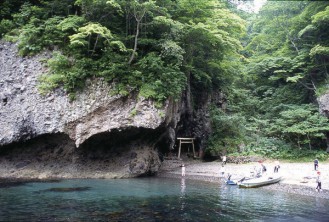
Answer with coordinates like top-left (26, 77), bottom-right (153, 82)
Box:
top-left (0, 42), bottom-right (168, 147)
top-left (0, 41), bottom-right (216, 178)
top-left (0, 41), bottom-right (180, 178)
top-left (318, 93), bottom-right (329, 118)
top-left (317, 93), bottom-right (329, 152)
top-left (0, 43), bottom-right (165, 147)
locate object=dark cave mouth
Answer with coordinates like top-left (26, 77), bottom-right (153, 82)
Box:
top-left (80, 126), bottom-right (168, 152)
top-left (0, 126), bottom-right (171, 157)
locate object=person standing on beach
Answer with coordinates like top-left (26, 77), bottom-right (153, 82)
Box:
top-left (261, 162), bottom-right (267, 175)
top-left (274, 160), bottom-right (280, 173)
top-left (316, 171), bottom-right (321, 192)
top-left (181, 164), bottom-right (186, 177)
top-left (222, 155), bottom-right (227, 165)
top-left (314, 158), bottom-right (319, 171)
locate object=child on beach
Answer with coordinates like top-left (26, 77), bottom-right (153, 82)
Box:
top-left (181, 164), bottom-right (186, 177)
top-left (316, 171), bottom-right (321, 192)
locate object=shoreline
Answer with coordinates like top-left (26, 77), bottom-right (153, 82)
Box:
top-left (0, 157), bottom-right (328, 200)
top-left (157, 158), bottom-right (329, 200)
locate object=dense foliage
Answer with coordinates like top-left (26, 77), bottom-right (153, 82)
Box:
top-left (211, 1), bottom-right (329, 160)
top-left (0, 0), bottom-right (243, 105)
top-left (1, 0), bottom-right (329, 160)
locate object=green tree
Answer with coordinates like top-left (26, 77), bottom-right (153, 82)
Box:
top-left (232, 1), bottom-right (329, 156)
top-left (69, 22), bottom-right (114, 56)
top-left (270, 104), bottom-right (329, 150)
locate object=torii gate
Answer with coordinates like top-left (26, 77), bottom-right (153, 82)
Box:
top-left (177, 137), bottom-right (196, 158)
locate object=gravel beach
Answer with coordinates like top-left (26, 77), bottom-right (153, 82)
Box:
top-left (158, 158), bottom-right (329, 199)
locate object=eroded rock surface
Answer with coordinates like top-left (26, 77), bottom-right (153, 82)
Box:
top-left (0, 41), bottom-right (167, 147)
top-left (318, 93), bottom-right (329, 118)
top-left (0, 40), bottom-right (220, 178)
top-left (0, 133), bottom-right (161, 179)
top-left (317, 93), bottom-right (329, 152)
top-left (0, 41), bottom-right (175, 178)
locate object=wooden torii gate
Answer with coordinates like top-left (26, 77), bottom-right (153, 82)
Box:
top-left (177, 137), bottom-right (195, 159)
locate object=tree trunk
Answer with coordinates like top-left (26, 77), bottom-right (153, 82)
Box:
top-left (91, 34), bottom-right (100, 56)
top-left (307, 134), bottom-right (312, 150)
top-left (326, 132), bottom-right (329, 153)
top-left (128, 19), bottom-right (140, 64)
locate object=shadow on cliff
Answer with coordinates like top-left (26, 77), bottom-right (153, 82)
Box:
top-left (0, 127), bottom-right (170, 178)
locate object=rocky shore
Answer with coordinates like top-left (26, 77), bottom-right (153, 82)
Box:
top-left (157, 158), bottom-right (329, 199)
top-left (1, 151), bottom-right (328, 200)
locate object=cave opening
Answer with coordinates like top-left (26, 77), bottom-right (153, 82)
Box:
top-left (79, 126), bottom-right (168, 159)
top-left (0, 133), bottom-right (76, 160)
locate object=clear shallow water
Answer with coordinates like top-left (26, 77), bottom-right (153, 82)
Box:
top-left (0, 178), bottom-right (328, 222)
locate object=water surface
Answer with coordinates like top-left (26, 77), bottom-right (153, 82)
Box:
top-left (0, 178), bottom-right (328, 221)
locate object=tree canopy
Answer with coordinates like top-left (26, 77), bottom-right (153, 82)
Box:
top-left (227, 1), bottom-right (329, 158)
top-left (1, 0), bottom-right (329, 159)
top-left (1, 0), bottom-right (244, 105)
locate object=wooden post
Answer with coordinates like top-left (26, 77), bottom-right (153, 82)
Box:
top-left (177, 138), bottom-right (195, 158)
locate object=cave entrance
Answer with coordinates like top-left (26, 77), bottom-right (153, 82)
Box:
top-left (177, 137), bottom-right (196, 158)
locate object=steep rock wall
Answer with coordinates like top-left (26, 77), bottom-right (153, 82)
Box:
top-left (0, 42), bottom-right (179, 178)
top-left (318, 93), bottom-right (329, 152)
top-left (0, 42), bottom-right (167, 147)
top-left (318, 93), bottom-right (329, 118)
top-left (0, 41), bottom-right (217, 178)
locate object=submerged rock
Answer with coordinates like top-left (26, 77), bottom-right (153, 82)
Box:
top-left (42, 187), bottom-right (91, 192)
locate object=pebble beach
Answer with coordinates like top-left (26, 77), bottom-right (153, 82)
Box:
top-left (158, 158), bottom-right (329, 199)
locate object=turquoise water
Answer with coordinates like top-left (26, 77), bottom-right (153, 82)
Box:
top-left (0, 177), bottom-right (329, 221)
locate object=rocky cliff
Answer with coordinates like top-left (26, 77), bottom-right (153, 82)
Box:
top-left (0, 41), bottom-right (170, 147)
top-left (0, 41), bottom-right (183, 178)
top-left (0, 41), bottom-right (217, 179)
top-left (317, 93), bottom-right (329, 152)
top-left (318, 93), bottom-right (329, 118)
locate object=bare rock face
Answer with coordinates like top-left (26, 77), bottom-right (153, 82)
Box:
top-left (317, 93), bottom-right (329, 152)
top-left (0, 42), bottom-right (166, 147)
top-left (0, 41), bottom-right (176, 178)
top-left (0, 133), bottom-right (162, 179)
top-left (318, 93), bottom-right (329, 118)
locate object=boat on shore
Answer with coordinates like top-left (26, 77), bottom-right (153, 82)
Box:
top-left (224, 178), bottom-right (238, 185)
top-left (238, 175), bottom-right (282, 188)
top-left (223, 174), bottom-right (254, 185)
